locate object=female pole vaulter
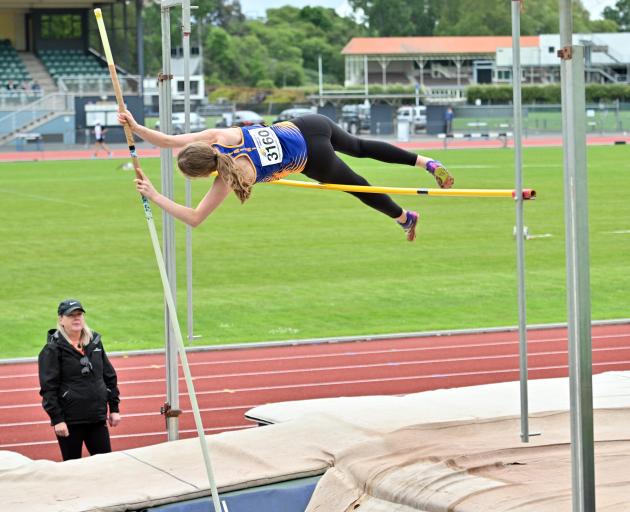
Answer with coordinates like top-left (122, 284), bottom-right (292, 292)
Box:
top-left (118, 111), bottom-right (453, 242)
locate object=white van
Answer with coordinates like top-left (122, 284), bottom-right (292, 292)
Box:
top-left (396, 105), bottom-right (427, 132)
top-left (155, 113), bottom-right (206, 134)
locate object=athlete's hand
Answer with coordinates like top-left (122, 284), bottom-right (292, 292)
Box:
top-left (108, 412), bottom-right (121, 427)
top-left (54, 421), bottom-right (69, 437)
top-left (134, 168), bottom-right (158, 200)
top-left (117, 109), bottom-right (139, 131)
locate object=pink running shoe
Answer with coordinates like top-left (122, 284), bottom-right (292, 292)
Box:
top-left (398, 210), bottom-right (419, 242)
top-left (425, 160), bottom-right (454, 189)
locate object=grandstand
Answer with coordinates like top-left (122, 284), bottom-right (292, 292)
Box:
top-left (39, 48), bottom-right (108, 81)
top-left (0, 1), bottom-right (144, 145)
top-left (0, 39), bottom-right (31, 89)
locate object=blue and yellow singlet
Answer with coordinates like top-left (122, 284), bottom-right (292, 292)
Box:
top-left (211, 122), bottom-right (308, 183)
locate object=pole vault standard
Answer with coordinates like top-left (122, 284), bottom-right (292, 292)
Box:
top-left (558, 1), bottom-right (595, 510)
top-left (511, 0), bottom-right (532, 444)
top-left (181, 0), bottom-right (198, 344)
top-left (93, 10), bottom-right (223, 512)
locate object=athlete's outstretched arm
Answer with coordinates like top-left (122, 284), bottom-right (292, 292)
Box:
top-left (135, 169), bottom-right (231, 227)
top-left (118, 110), bottom-right (220, 148)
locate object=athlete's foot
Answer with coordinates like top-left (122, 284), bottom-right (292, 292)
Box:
top-left (426, 160), bottom-right (454, 189)
top-left (398, 210), bottom-right (419, 242)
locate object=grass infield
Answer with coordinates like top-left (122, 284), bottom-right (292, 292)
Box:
top-left (1, 145), bottom-right (628, 358)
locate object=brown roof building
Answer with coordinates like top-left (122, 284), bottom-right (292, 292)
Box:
top-left (340, 35), bottom-right (630, 103)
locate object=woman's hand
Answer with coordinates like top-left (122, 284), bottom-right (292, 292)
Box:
top-left (134, 169), bottom-right (158, 200)
top-left (108, 412), bottom-right (121, 427)
top-left (54, 421), bottom-right (69, 437)
top-left (117, 109), bottom-right (139, 131)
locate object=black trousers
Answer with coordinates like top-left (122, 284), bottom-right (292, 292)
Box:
top-left (56, 421), bottom-right (112, 461)
top-left (293, 114), bottom-right (418, 219)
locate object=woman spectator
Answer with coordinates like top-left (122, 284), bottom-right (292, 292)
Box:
top-left (38, 299), bottom-right (121, 461)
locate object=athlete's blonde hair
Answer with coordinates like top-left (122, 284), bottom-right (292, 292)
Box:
top-left (177, 142), bottom-right (252, 203)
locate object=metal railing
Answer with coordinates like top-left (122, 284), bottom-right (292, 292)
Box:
top-left (57, 74), bottom-right (141, 96)
top-left (0, 90), bottom-right (45, 109)
top-left (0, 93), bottom-right (73, 140)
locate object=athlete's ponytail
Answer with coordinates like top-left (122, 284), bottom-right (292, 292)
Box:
top-left (215, 152), bottom-right (252, 203)
top-left (177, 142), bottom-right (252, 203)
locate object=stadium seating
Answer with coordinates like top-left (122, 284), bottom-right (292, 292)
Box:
top-left (38, 48), bottom-right (109, 81)
top-left (0, 39), bottom-right (31, 89)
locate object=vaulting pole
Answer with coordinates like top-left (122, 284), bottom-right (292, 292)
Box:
top-left (94, 10), bottom-right (223, 512)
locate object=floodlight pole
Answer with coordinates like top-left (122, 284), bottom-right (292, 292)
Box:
top-left (511, 0), bottom-right (530, 443)
top-left (158, 1), bottom-right (180, 443)
top-left (559, 1), bottom-right (596, 511)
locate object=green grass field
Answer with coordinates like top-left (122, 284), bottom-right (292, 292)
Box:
top-left (1, 145), bottom-right (629, 359)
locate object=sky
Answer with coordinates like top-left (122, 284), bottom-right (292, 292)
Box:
top-left (239, 0), bottom-right (617, 21)
top-left (581, 0), bottom-right (617, 19)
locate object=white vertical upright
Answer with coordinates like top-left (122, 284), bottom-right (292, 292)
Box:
top-left (559, 1), bottom-right (596, 510)
top-left (159, 1), bottom-right (179, 442)
top-left (318, 55), bottom-right (324, 108)
top-left (511, 0), bottom-right (530, 443)
top-left (182, 0), bottom-right (195, 343)
top-left (364, 54), bottom-right (368, 97)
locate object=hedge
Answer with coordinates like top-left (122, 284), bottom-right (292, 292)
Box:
top-left (466, 84), bottom-right (630, 104)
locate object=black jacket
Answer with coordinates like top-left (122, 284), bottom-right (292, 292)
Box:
top-left (38, 329), bottom-right (120, 425)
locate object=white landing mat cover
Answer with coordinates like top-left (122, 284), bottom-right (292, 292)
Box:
top-left (1, 372), bottom-right (629, 511)
top-left (251, 371), bottom-right (630, 511)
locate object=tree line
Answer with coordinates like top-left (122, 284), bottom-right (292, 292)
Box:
top-left (134, 0), bottom-right (630, 88)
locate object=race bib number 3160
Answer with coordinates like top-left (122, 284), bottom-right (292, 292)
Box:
top-left (250, 127), bottom-right (283, 167)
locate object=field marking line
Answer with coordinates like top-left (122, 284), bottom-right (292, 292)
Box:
top-left (0, 188), bottom-right (90, 207)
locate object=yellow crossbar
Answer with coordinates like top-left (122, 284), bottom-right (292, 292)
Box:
top-left (207, 172), bottom-right (535, 199)
top-left (267, 179), bottom-right (536, 200)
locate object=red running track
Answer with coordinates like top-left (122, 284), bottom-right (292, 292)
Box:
top-left (1, 322), bottom-right (629, 462)
top-left (0, 135), bottom-right (627, 163)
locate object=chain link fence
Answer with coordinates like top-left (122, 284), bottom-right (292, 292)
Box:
top-left (451, 102), bottom-right (630, 136)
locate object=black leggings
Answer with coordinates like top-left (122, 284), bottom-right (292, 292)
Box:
top-left (56, 421), bottom-right (112, 461)
top-left (292, 114), bottom-right (418, 218)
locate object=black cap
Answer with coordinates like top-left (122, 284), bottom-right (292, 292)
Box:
top-left (58, 299), bottom-right (85, 316)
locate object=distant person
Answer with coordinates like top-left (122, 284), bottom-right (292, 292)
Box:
top-left (444, 106), bottom-right (454, 135)
top-left (31, 80), bottom-right (41, 92)
top-left (38, 299), bottom-right (121, 461)
top-left (93, 122), bottom-right (112, 158)
top-left (118, 110), bottom-right (454, 242)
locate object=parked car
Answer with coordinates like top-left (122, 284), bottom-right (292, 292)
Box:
top-left (196, 103), bottom-right (230, 116)
top-left (340, 104), bottom-right (371, 134)
top-left (272, 107), bottom-right (314, 124)
top-left (155, 112), bottom-right (206, 134)
top-left (396, 105), bottom-right (427, 132)
top-left (215, 110), bottom-right (265, 128)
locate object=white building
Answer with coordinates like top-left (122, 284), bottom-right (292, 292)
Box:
top-left (143, 49), bottom-right (205, 113)
top-left (343, 33), bottom-right (630, 90)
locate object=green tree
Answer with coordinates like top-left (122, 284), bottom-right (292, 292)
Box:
top-left (434, 0), bottom-right (593, 36)
top-left (603, 0), bottom-right (630, 30)
top-left (141, 0), bottom-right (245, 75)
top-left (349, 0), bottom-right (438, 36)
top-left (590, 19), bottom-right (619, 32)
